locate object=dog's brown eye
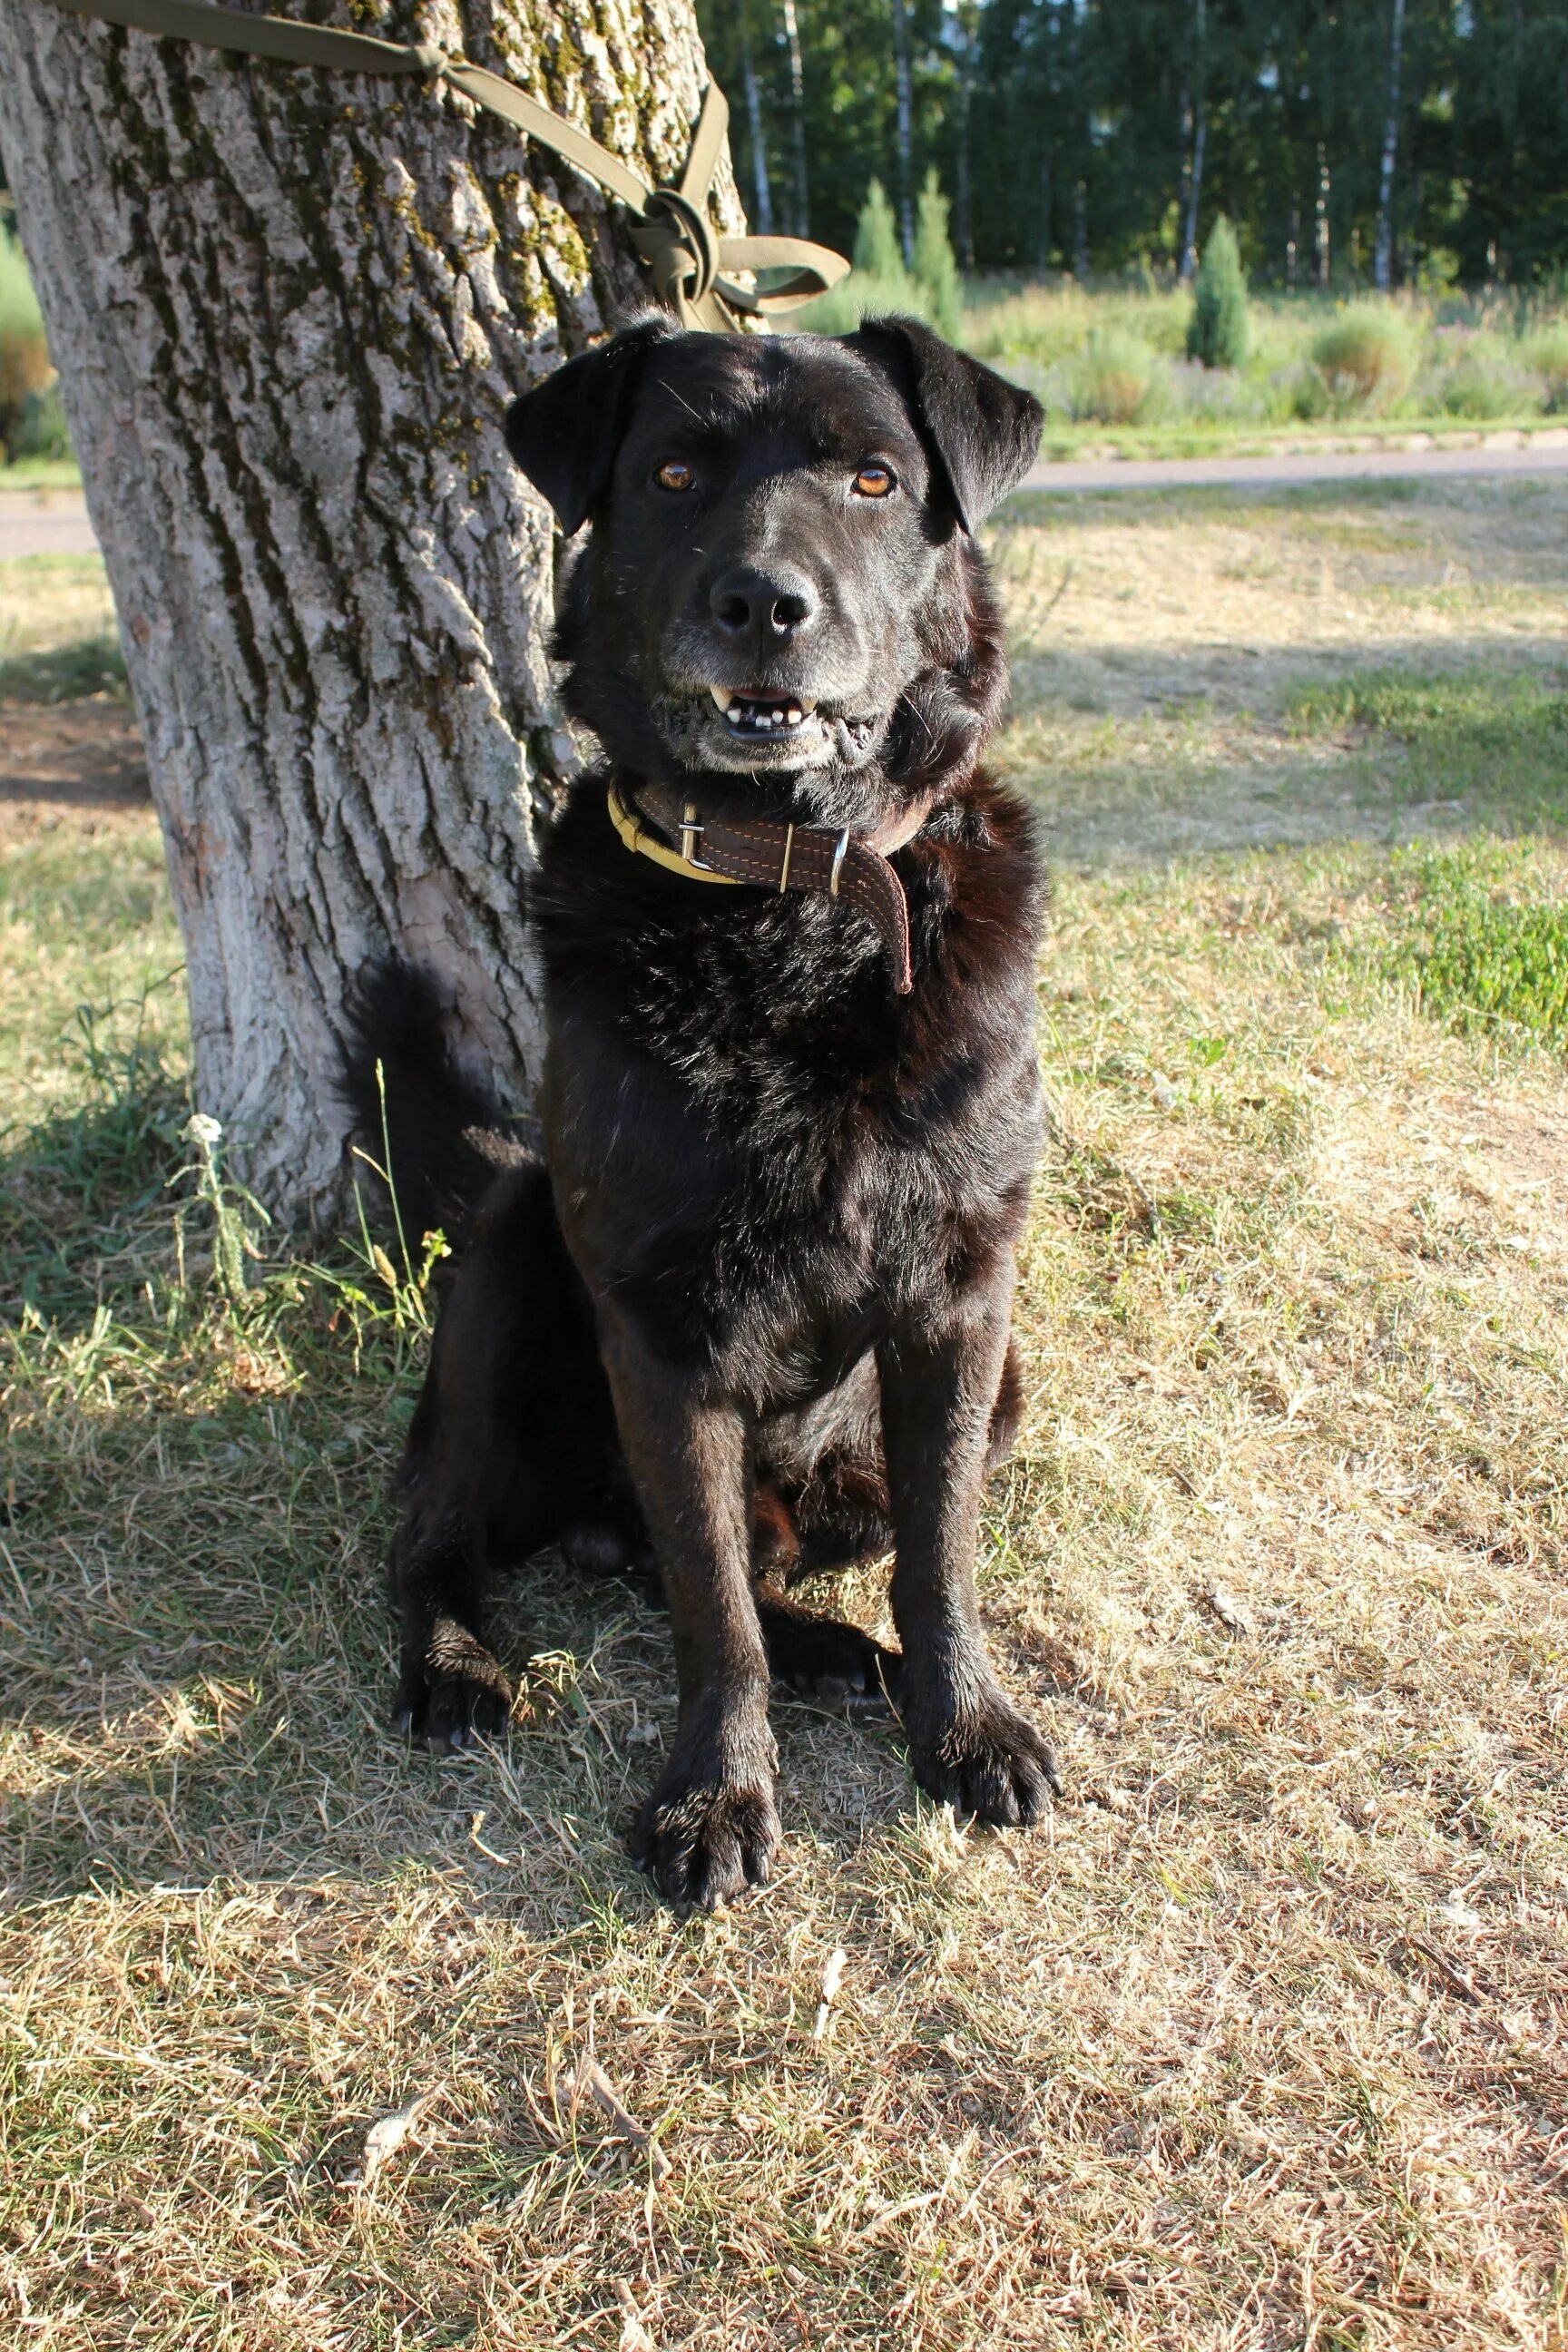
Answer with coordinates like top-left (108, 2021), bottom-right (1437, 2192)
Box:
top-left (853, 462), bottom-right (897, 498)
top-left (654, 459), bottom-right (695, 493)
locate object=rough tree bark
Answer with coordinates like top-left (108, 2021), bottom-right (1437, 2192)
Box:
top-left (0, 0), bottom-right (740, 1220)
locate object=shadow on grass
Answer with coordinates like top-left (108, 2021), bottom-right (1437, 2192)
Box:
top-left (0, 1007), bottom-right (186, 1324)
top-left (1004, 646), bottom-right (1568, 867)
top-left (0, 634), bottom-right (126, 704)
top-left (0, 1350), bottom-right (910, 1915)
top-left (0, 1038), bottom-right (915, 1916)
top-left (1284, 662), bottom-right (1568, 806)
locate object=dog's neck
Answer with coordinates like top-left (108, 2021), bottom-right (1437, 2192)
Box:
top-left (610, 779), bottom-right (940, 995)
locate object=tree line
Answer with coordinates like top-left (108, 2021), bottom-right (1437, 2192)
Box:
top-left (697, 0), bottom-right (1568, 289)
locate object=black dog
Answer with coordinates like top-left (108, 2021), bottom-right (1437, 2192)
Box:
top-left (345, 314), bottom-right (1054, 1912)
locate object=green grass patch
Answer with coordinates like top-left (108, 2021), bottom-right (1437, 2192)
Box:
top-left (0, 553), bottom-right (123, 699)
top-left (0, 632), bottom-right (126, 701)
top-left (0, 455), bottom-right (81, 490)
top-left (1376, 843), bottom-right (1568, 1051)
top-left (1285, 667), bottom-right (1568, 830)
top-left (1286, 668), bottom-right (1568, 740)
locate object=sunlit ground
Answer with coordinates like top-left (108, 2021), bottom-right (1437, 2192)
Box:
top-left (2, 478), bottom-right (1565, 2348)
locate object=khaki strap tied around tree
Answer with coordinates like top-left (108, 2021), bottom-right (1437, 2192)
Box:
top-left (42, 0), bottom-right (848, 333)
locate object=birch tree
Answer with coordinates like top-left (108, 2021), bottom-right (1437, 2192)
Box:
top-left (1374, 0), bottom-right (1408, 290)
top-left (780, 0), bottom-right (808, 235)
top-left (1179, 0), bottom-right (1207, 281)
top-left (890, 0), bottom-right (915, 260)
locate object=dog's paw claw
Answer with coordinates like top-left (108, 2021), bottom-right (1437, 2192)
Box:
top-left (632, 1773), bottom-right (781, 1914)
top-left (909, 1690), bottom-right (1059, 1828)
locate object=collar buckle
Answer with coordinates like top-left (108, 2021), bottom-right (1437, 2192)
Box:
top-left (678, 800), bottom-right (713, 871)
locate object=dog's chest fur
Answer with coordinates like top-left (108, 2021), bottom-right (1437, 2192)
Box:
top-left (534, 770), bottom-right (1045, 1395)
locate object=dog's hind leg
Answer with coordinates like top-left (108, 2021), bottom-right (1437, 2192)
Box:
top-left (756, 1589), bottom-right (903, 1713)
top-left (387, 1157), bottom-right (622, 1747)
top-left (390, 1501), bottom-right (513, 1749)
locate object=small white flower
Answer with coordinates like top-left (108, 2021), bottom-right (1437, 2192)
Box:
top-left (183, 1112), bottom-right (223, 1148)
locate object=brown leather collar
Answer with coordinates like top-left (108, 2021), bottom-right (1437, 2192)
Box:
top-left (622, 780), bottom-right (932, 994)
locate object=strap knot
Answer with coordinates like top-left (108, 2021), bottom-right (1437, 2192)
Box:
top-left (42, 0), bottom-right (851, 334)
top-left (633, 186), bottom-right (720, 312)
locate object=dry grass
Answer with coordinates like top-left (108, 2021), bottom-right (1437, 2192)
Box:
top-left (2, 485), bottom-right (1567, 2349)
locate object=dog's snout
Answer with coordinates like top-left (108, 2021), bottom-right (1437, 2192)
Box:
top-left (709, 564), bottom-right (819, 649)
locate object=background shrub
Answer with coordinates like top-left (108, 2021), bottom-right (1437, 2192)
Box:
top-left (1066, 327), bottom-right (1160, 424)
top-left (1310, 305), bottom-right (1416, 409)
top-left (910, 170), bottom-right (963, 343)
top-left (0, 228), bottom-right (54, 461)
top-left (792, 270), bottom-right (935, 337)
top-left (852, 179), bottom-right (906, 284)
top-left (1521, 323), bottom-right (1568, 411)
top-left (13, 381), bottom-right (70, 463)
top-left (1433, 347), bottom-right (1545, 418)
top-left (1187, 216), bottom-right (1250, 370)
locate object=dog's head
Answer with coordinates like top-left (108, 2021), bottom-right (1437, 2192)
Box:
top-left (504, 316), bottom-right (1042, 814)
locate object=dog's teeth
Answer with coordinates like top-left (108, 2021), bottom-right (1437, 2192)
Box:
top-left (786, 708), bottom-right (802, 726)
top-left (710, 684), bottom-right (731, 712)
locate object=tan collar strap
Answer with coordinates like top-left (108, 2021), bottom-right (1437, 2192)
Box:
top-left (617, 782), bottom-right (933, 995)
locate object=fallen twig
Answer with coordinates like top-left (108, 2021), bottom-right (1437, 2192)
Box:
top-left (573, 2053), bottom-right (671, 2182)
top-left (1398, 1935), bottom-right (1486, 2006)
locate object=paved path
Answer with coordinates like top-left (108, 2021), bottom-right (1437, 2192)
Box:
top-left (0, 488), bottom-right (98, 558)
top-left (1018, 434), bottom-right (1568, 495)
top-left (5, 436), bottom-right (1568, 561)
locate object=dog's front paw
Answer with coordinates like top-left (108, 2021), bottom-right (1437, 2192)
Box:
top-left (394, 1616), bottom-right (512, 1751)
top-left (632, 1755), bottom-right (781, 1914)
top-left (907, 1684), bottom-right (1061, 1828)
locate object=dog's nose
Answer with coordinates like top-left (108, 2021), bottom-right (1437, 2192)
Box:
top-left (709, 565), bottom-right (818, 647)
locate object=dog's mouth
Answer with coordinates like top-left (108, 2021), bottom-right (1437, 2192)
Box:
top-left (707, 683), bottom-right (818, 742)
top-left (644, 681), bottom-right (886, 774)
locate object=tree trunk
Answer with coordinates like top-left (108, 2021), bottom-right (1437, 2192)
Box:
top-left (780, 0), bottom-right (808, 237)
top-left (891, 0), bottom-right (915, 263)
top-left (1179, 0), bottom-right (1206, 280)
top-left (1373, 0), bottom-right (1406, 292)
top-left (0, 0), bottom-right (739, 1222)
top-left (953, 6), bottom-right (975, 276)
top-left (740, 15), bottom-right (774, 237)
top-left (1316, 144), bottom-right (1332, 285)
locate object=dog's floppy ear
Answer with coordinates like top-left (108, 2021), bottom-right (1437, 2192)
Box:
top-left (505, 314), bottom-right (677, 535)
top-left (849, 314), bottom-right (1044, 535)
